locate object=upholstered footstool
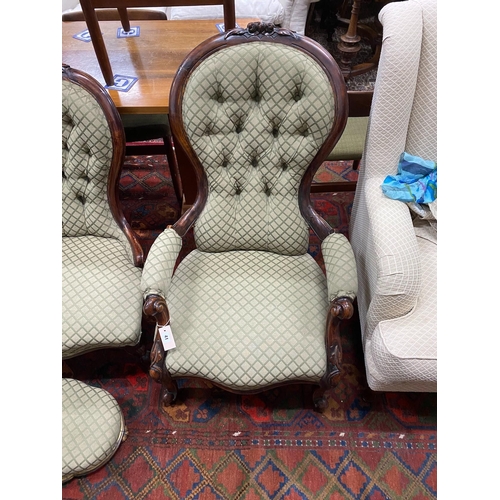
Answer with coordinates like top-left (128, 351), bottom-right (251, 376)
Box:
top-left (62, 378), bottom-right (126, 483)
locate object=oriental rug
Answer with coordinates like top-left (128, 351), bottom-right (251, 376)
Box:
top-left (62, 154), bottom-right (437, 499)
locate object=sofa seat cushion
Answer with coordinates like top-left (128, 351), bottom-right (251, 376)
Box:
top-left (62, 236), bottom-right (143, 359)
top-left (165, 249), bottom-right (329, 390)
top-left (62, 378), bottom-right (125, 483)
top-left (167, 0), bottom-right (285, 25)
top-left (364, 235), bottom-right (437, 392)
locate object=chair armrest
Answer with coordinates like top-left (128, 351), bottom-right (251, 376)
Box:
top-left (321, 233), bottom-right (357, 302)
top-left (364, 176), bottom-right (421, 323)
top-left (141, 227), bottom-right (182, 299)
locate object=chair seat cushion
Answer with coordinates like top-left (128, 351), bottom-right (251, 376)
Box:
top-left (166, 249), bottom-right (329, 390)
top-left (326, 116), bottom-right (369, 161)
top-left (364, 236), bottom-right (437, 392)
top-left (62, 378), bottom-right (125, 483)
top-left (62, 236), bottom-right (143, 359)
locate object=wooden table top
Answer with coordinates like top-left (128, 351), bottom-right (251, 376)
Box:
top-left (62, 19), bottom-right (256, 114)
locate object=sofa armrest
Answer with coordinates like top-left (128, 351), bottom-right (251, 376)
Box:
top-left (364, 176), bottom-right (421, 326)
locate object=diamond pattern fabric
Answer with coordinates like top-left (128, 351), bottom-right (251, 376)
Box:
top-left (62, 378), bottom-right (125, 483)
top-left (62, 71), bottom-right (143, 360)
top-left (365, 235), bottom-right (436, 391)
top-left (348, 0), bottom-right (437, 392)
top-left (62, 80), bottom-right (123, 242)
top-left (321, 232), bottom-right (358, 301)
top-left (326, 116), bottom-right (369, 161)
top-left (182, 42), bottom-right (336, 256)
top-left (62, 236), bottom-right (143, 359)
top-left (141, 227), bottom-right (182, 298)
top-left (165, 249), bottom-right (329, 390)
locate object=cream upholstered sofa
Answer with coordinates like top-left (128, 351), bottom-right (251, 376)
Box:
top-left (349, 0), bottom-right (437, 392)
top-left (61, 0), bottom-right (317, 35)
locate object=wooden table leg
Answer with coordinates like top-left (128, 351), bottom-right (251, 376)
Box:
top-left (80, 0), bottom-right (115, 86)
top-left (117, 7), bottom-right (131, 32)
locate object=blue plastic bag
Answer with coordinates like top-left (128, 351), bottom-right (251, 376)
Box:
top-left (381, 152), bottom-right (437, 203)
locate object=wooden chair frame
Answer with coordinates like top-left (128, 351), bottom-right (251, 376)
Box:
top-left (143, 22), bottom-right (354, 412)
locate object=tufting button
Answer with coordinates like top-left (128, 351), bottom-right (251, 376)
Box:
top-left (264, 183), bottom-right (271, 196)
top-left (282, 162), bottom-right (288, 171)
top-left (222, 160), bottom-right (228, 168)
top-left (77, 195), bottom-right (85, 204)
top-left (235, 124), bottom-right (242, 134)
top-left (251, 158), bottom-right (258, 168)
top-left (272, 127), bottom-right (279, 138)
top-left (293, 91), bottom-right (302, 102)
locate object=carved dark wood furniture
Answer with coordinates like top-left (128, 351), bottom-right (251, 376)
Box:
top-left (79, 0), bottom-right (237, 86)
top-left (62, 64), bottom-right (144, 360)
top-left (62, 64), bottom-right (141, 481)
top-left (141, 22), bottom-right (358, 413)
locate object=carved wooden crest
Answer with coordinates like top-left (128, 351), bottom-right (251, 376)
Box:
top-left (225, 22), bottom-right (298, 40)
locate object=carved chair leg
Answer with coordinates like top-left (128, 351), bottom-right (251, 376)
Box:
top-left (143, 294), bottom-right (178, 412)
top-left (160, 376), bottom-right (178, 410)
top-left (314, 296), bottom-right (354, 412)
top-left (313, 385), bottom-right (329, 411)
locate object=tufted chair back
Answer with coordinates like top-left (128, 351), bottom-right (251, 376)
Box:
top-left (170, 24), bottom-right (348, 254)
top-left (62, 64), bottom-right (142, 265)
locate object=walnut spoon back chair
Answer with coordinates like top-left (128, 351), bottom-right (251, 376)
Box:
top-left (140, 22), bottom-right (358, 413)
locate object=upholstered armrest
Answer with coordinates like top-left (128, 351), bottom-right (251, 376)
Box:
top-left (364, 176), bottom-right (421, 322)
top-left (321, 233), bottom-right (357, 302)
top-left (141, 227), bottom-right (183, 299)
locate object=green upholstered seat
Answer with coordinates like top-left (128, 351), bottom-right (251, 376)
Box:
top-left (326, 115), bottom-right (369, 161)
top-left (62, 378), bottom-right (125, 483)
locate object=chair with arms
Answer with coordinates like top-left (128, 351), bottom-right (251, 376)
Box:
top-left (349, 0), bottom-right (437, 392)
top-left (62, 64), bottom-right (145, 480)
top-left (141, 22), bottom-right (358, 412)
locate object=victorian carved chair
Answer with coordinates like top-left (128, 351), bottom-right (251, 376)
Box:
top-left (62, 64), bottom-right (145, 359)
top-left (141, 22), bottom-right (358, 412)
top-left (62, 64), bottom-right (144, 480)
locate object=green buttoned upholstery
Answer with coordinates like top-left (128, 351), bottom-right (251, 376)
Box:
top-left (62, 66), bottom-right (144, 360)
top-left (62, 378), bottom-right (125, 483)
top-left (142, 26), bottom-right (357, 407)
top-left (184, 43), bottom-right (335, 255)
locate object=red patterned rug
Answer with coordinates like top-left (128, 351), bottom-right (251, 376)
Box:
top-left (63, 157), bottom-right (437, 499)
